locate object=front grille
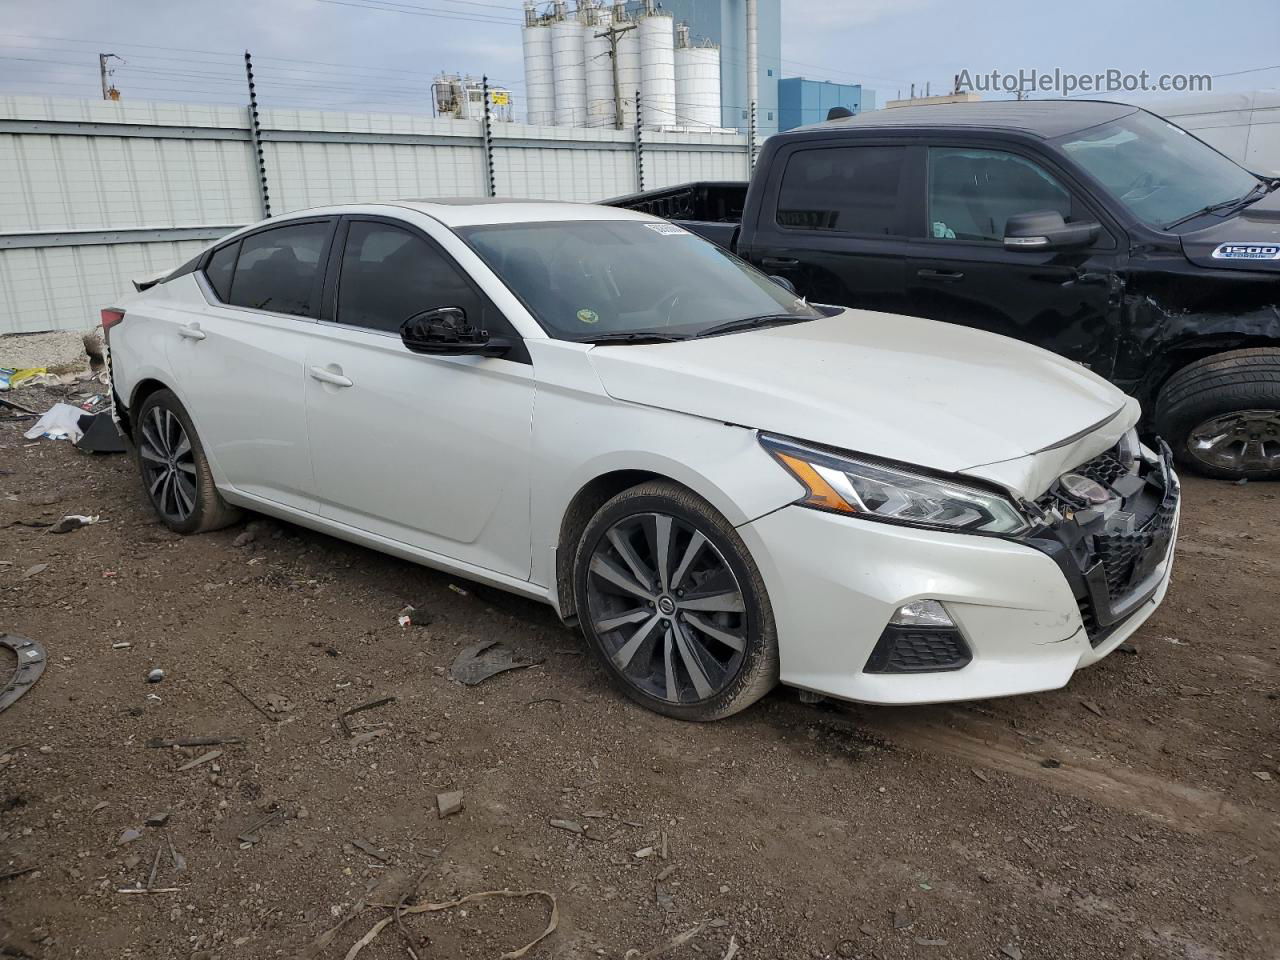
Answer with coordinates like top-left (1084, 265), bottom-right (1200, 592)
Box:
top-left (863, 625), bottom-right (972, 673)
top-left (1026, 440), bottom-right (1178, 648)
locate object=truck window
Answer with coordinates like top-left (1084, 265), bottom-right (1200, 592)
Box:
top-left (928, 148), bottom-right (1072, 242)
top-left (775, 146), bottom-right (906, 235)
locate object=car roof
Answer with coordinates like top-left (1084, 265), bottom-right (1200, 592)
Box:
top-left (795, 99), bottom-right (1140, 140)
top-left (377, 198), bottom-right (661, 228)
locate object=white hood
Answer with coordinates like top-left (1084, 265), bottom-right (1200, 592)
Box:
top-left (588, 309), bottom-right (1135, 495)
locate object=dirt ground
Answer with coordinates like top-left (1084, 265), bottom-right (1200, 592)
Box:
top-left (1, 384), bottom-right (1277, 960)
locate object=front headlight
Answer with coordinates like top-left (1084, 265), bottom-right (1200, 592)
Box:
top-left (760, 434), bottom-right (1029, 536)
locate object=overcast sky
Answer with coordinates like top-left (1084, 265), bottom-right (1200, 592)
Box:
top-left (0, 0), bottom-right (1276, 116)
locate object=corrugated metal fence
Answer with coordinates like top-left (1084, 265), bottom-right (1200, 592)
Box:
top-left (0, 95), bottom-right (750, 334)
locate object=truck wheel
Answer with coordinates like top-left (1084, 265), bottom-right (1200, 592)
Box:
top-left (1154, 348), bottom-right (1280, 480)
top-left (572, 480), bottom-right (779, 721)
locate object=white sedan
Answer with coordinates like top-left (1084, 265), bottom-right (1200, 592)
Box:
top-left (104, 201), bottom-right (1179, 720)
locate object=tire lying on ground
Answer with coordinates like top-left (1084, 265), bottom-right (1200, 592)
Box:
top-left (1154, 347), bottom-right (1280, 481)
top-left (133, 388), bottom-right (241, 534)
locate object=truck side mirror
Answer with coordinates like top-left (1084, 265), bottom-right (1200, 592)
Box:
top-left (1004, 210), bottom-right (1100, 252)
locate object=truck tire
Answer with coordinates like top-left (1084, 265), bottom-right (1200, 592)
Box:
top-left (1154, 348), bottom-right (1280, 481)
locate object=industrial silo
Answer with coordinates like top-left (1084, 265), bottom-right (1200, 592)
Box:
top-left (674, 24), bottom-right (721, 129)
top-left (638, 4), bottom-right (675, 128)
top-left (582, 2), bottom-right (615, 127)
top-left (521, 1), bottom-right (555, 126)
top-left (551, 3), bottom-right (587, 126)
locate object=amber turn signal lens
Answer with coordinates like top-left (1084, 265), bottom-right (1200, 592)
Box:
top-left (774, 452), bottom-right (857, 514)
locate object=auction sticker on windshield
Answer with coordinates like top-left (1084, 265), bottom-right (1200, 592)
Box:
top-left (644, 223), bottom-right (689, 236)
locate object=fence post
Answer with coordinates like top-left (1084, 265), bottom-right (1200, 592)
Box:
top-left (481, 76), bottom-right (496, 198)
top-left (634, 90), bottom-right (644, 192)
top-left (243, 51), bottom-right (271, 218)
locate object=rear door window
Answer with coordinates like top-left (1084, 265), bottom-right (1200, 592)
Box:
top-left (204, 241), bottom-right (239, 302)
top-left (227, 221), bottom-right (332, 318)
top-left (776, 146), bottom-right (907, 235)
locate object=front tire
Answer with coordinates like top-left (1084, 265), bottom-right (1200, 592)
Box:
top-left (1155, 349), bottom-right (1280, 481)
top-left (572, 481), bottom-right (778, 721)
top-left (133, 389), bottom-right (240, 534)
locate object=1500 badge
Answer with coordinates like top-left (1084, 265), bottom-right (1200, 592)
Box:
top-left (1211, 242), bottom-right (1280, 261)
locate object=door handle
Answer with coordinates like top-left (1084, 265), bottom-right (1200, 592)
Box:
top-left (308, 365), bottom-right (353, 388)
top-left (760, 256), bottom-right (800, 268)
top-left (178, 323), bottom-right (206, 340)
top-left (917, 268), bottom-right (965, 282)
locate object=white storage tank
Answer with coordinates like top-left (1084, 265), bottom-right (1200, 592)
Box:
top-left (521, 2), bottom-right (555, 126)
top-left (583, 4), bottom-right (615, 127)
top-left (551, 12), bottom-right (588, 126)
top-left (638, 11), bottom-right (675, 127)
top-left (674, 35), bottom-right (721, 129)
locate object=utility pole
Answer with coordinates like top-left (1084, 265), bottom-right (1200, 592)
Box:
top-left (595, 20), bottom-right (636, 131)
top-left (99, 53), bottom-right (123, 100)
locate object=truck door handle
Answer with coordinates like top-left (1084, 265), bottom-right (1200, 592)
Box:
top-left (178, 323), bottom-right (206, 340)
top-left (917, 268), bottom-right (965, 282)
top-left (308, 365), bottom-right (353, 388)
top-left (760, 256), bottom-right (799, 268)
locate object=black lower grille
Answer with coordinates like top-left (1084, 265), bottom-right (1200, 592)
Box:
top-left (864, 625), bottom-right (972, 673)
top-left (1094, 497), bottom-right (1178, 597)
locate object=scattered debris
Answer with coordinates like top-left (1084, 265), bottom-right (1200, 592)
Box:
top-left (177, 750), bottom-right (222, 772)
top-left (971, 767), bottom-right (990, 783)
top-left (892, 909), bottom-right (912, 929)
top-left (449, 640), bottom-right (540, 686)
top-left (338, 696), bottom-right (396, 737)
top-left (116, 886), bottom-right (181, 894)
top-left (264, 693), bottom-right (295, 714)
top-left (117, 828), bottom-right (143, 846)
top-left (0, 634), bottom-right (46, 714)
top-left (75, 411), bottom-right (127, 453)
top-left (1081, 699), bottom-right (1105, 718)
top-left (237, 809), bottom-right (285, 846)
top-left (23, 402), bottom-right (89, 442)
top-left (1040, 758), bottom-right (1062, 769)
top-left (233, 530), bottom-right (256, 548)
top-left (915, 937), bottom-right (948, 947)
top-left (351, 839), bottom-right (391, 862)
top-left (350, 729), bottom-right (388, 748)
top-left (397, 605), bottom-right (416, 628)
top-left (436, 791), bottom-right (464, 818)
top-left (1117, 642), bottom-right (1139, 655)
top-left (19, 563), bottom-right (48, 581)
top-left (48, 514), bottom-right (101, 534)
top-left (447, 583), bottom-right (469, 597)
top-left (1000, 945), bottom-right (1024, 960)
top-left (145, 811), bottom-right (170, 827)
top-left (625, 920), bottom-right (706, 960)
top-left (342, 887), bottom-right (557, 960)
top-left (145, 735), bottom-right (244, 749)
top-left (224, 678), bottom-right (278, 723)
top-left (146, 668), bottom-right (165, 684)
top-left (0, 865), bottom-right (38, 882)
top-left (549, 819), bottom-right (583, 834)
top-left (634, 846), bottom-right (656, 859)
top-left (720, 935), bottom-right (739, 960)
top-left (1233, 854), bottom-right (1258, 867)
top-left (1253, 771), bottom-right (1272, 782)
top-left (656, 865), bottom-right (676, 882)
top-left (836, 938), bottom-right (857, 958)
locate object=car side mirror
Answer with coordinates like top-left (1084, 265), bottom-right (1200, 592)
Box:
top-left (769, 274), bottom-right (797, 294)
top-left (400, 307), bottom-right (511, 358)
top-left (1004, 210), bottom-right (1100, 252)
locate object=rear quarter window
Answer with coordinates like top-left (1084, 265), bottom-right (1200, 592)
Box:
top-left (204, 241), bottom-right (239, 302)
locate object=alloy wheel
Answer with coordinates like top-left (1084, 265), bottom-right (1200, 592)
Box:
top-left (585, 512), bottom-right (748, 705)
top-left (1187, 409), bottom-right (1280, 473)
top-left (137, 406), bottom-right (198, 523)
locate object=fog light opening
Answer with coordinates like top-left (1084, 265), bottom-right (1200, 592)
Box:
top-left (890, 599), bottom-right (954, 628)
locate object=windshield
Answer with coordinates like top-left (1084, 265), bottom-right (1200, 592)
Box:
top-left (457, 220), bottom-right (824, 341)
top-left (1056, 110), bottom-right (1260, 229)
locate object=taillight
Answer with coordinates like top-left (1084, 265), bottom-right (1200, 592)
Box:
top-left (100, 308), bottom-right (125, 339)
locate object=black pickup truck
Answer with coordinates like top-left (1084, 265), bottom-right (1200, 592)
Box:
top-left (608, 100), bottom-right (1280, 481)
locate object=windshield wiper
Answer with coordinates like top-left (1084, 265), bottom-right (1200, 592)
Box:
top-left (574, 331), bottom-right (688, 345)
top-left (1164, 180), bottom-right (1269, 230)
top-left (693, 314), bottom-right (813, 339)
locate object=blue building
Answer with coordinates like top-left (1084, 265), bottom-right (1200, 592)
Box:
top-left (634, 0), bottom-right (782, 136)
top-left (777, 77), bottom-right (876, 131)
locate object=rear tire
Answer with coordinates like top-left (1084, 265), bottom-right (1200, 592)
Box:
top-left (1154, 348), bottom-right (1280, 480)
top-left (133, 389), bottom-right (241, 534)
top-left (572, 480), bottom-right (778, 721)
